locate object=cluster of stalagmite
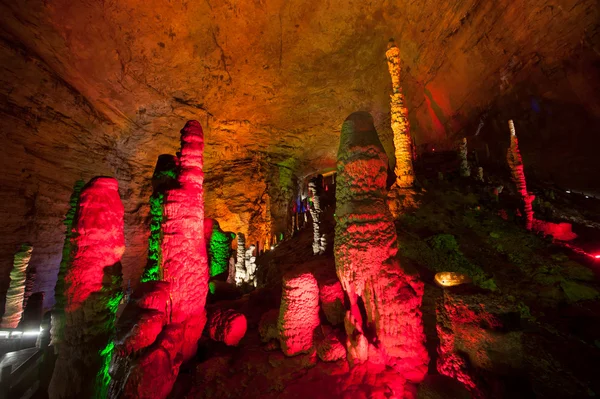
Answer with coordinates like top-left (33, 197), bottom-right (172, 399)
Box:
top-left (459, 137), bottom-right (471, 177)
top-left (386, 40), bottom-right (415, 188)
top-left (245, 245), bottom-right (257, 286)
top-left (1, 244), bottom-right (33, 328)
top-left (109, 121), bottom-right (209, 399)
top-left (277, 268), bottom-right (320, 356)
top-left (507, 120), bottom-right (535, 230)
top-left (207, 309), bottom-right (247, 346)
top-left (49, 177), bottom-right (125, 399)
top-left (308, 175), bottom-right (326, 255)
top-left (334, 112), bottom-right (428, 392)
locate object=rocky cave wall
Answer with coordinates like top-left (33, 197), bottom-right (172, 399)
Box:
top-left (1, 0), bottom-right (599, 309)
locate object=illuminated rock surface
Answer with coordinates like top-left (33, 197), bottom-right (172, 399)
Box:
top-left (459, 138), bottom-right (470, 178)
top-left (278, 268), bottom-right (320, 356)
top-left (1, 244), bottom-right (33, 328)
top-left (309, 175), bottom-right (326, 255)
top-left (335, 112), bottom-right (428, 387)
top-left (49, 177), bottom-right (125, 399)
top-left (204, 219), bottom-right (235, 278)
top-left (207, 308), bottom-right (247, 346)
top-left (507, 120), bottom-right (535, 230)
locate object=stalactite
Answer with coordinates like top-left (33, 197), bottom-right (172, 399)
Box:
top-left (48, 177), bottom-right (125, 399)
top-left (386, 39), bottom-right (414, 188)
top-left (459, 137), bottom-right (471, 177)
top-left (1, 244), bottom-right (33, 328)
top-left (507, 120), bottom-right (535, 230)
top-left (235, 232), bottom-right (246, 286)
top-left (51, 179), bottom-right (84, 349)
top-left (308, 175), bottom-right (326, 255)
top-left (335, 112), bottom-right (428, 393)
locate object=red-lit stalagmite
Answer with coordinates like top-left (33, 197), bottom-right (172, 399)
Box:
top-left (49, 177), bottom-right (125, 399)
top-left (507, 120), bottom-right (535, 230)
top-left (1, 244), bottom-right (33, 328)
top-left (161, 119), bottom-right (209, 360)
top-left (335, 112), bottom-right (428, 392)
top-left (112, 121), bottom-right (210, 399)
top-left (278, 268), bottom-right (320, 356)
top-left (207, 309), bottom-right (247, 346)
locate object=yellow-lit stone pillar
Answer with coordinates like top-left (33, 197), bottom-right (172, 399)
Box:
top-left (386, 40), bottom-right (415, 188)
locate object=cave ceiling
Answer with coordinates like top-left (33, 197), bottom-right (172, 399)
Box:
top-left (1, 0), bottom-right (599, 306)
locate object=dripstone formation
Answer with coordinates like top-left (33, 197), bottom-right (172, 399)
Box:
top-left (308, 175), bottom-right (326, 255)
top-left (507, 120), bottom-right (535, 230)
top-left (334, 112), bottom-right (428, 394)
top-left (1, 244), bottom-right (33, 328)
top-left (49, 177), bottom-right (125, 399)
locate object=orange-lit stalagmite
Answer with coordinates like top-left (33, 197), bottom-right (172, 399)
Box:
top-left (49, 177), bottom-right (125, 399)
top-left (1, 244), bottom-right (33, 328)
top-left (386, 40), bottom-right (414, 188)
top-left (507, 120), bottom-right (535, 230)
top-left (334, 112), bottom-right (428, 394)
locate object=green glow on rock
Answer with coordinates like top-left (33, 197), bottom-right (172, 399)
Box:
top-left (94, 341), bottom-right (115, 399)
top-left (141, 193), bottom-right (164, 282)
top-left (209, 281), bottom-right (216, 294)
top-left (208, 225), bottom-right (234, 277)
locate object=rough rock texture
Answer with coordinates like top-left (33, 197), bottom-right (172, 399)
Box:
top-left (316, 273), bottom-right (346, 326)
top-left (207, 309), bottom-right (247, 346)
top-left (334, 112), bottom-right (428, 384)
top-left (161, 120), bottom-right (209, 360)
top-left (245, 245), bottom-right (258, 287)
top-left (278, 268), bottom-right (320, 356)
top-left (386, 40), bottom-right (415, 188)
top-left (1, 0), bottom-right (599, 307)
top-left (434, 272), bottom-right (473, 288)
top-left (436, 287), bottom-right (523, 398)
top-left (258, 308), bottom-right (280, 344)
top-left (315, 326), bottom-right (347, 362)
top-left (459, 138), bottom-right (470, 177)
top-left (234, 233), bottom-right (246, 286)
top-left (49, 177), bottom-right (125, 399)
top-left (1, 244), bottom-right (33, 328)
top-left (507, 120), bottom-right (535, 230)
top-left (308, 175), bottom-right (326, 255)
top-left (204, 219), bottom-right (235, 278)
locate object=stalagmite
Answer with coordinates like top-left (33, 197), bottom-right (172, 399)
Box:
top-left (108, 121), bottom-right (209, 399)
top-left (1, 244), bottom-right (33, 328)
top-left (386, 39), bottom-right (414, 188)
top-left (335, 112), bottom-right (428, 391)
top-left (476, 166), bottom-right (484, 182)
top-left (385, 40), bottom-right (419, 217)
top-left (204, 219), bottom-right (236, 278)
top-left (235, 232), bottom-right (246, 285)
top-left (277, 269), bottom-right (320, 356)
top-left (49, 177), bottom-right (125, 399)
top-left (507, 120), bottom-right (535, 230)
top-left (308, 175), bottom-right (326, 255)
top-left (141, 155), bottom-right (178, 283)
top-left (245, 245), bottom-right (257, 287)
top-left (459, 137), bottom-right (471, 177)
top-left (51, 179), bottom-right (84, 349)
top-left (207, 309), bottom-right (247, 346)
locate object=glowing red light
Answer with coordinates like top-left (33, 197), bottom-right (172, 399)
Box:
top-left (594, 254), bottom-right (600, 259)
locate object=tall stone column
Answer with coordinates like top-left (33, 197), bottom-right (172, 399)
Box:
top-left (235, 232), bottom-right (246, 285)
top-left (507, 120), bottom-right (535, 230)
top-left (49, 177), bottom-right (125, 399)
top-left (335, 112), bottom-right (428, 394)
top-left (308, 175), bottom-right (325, 255)
top-left (459, 137), bottom-right (471, 177)
top-left (386, 40), bottom-right (414, 188)
top-left (1, 244), bottom-right (33, 328)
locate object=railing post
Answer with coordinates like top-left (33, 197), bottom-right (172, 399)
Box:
top-left (0, 364), bottom-right (13, 399)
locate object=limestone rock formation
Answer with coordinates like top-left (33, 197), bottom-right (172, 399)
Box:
top-left (436, 287), bottom-right (523, 398)
top-left (235, 233), bottom-right (246, 286)
top-left (1, 244), bottom-right (33, 328)
top-left (386, 40), bottom-right (415, 188)
top-left (459, 137), bottom-right (471, 177)
top-left (49, 177), bottom-right (125, 399)
top-left (308, 175), bottom-right (326, 255)
top-left (245, 245), bottom-right (257, 287)
top-left (207, 309), bottom-right (247, 346)
top-left (315, 326), bottom-right (347, 362)
top-left (476, 167), bottom-right (484, 182)
top-left (316, 273), bottom-right (346, 326)
top-left (258, 308), bottom-right (280, 344)
top-left (335, 112), bottom-right (428, 386)
top-left (204, 219), bottom-right (236, 278)
top-left (507, 120), bottom-right (535, 230)
top-left (278, 268), bottom-right (320, 356)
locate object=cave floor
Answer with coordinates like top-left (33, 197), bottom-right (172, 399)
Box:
top-left (173, 174), bottom-right (600, 399)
